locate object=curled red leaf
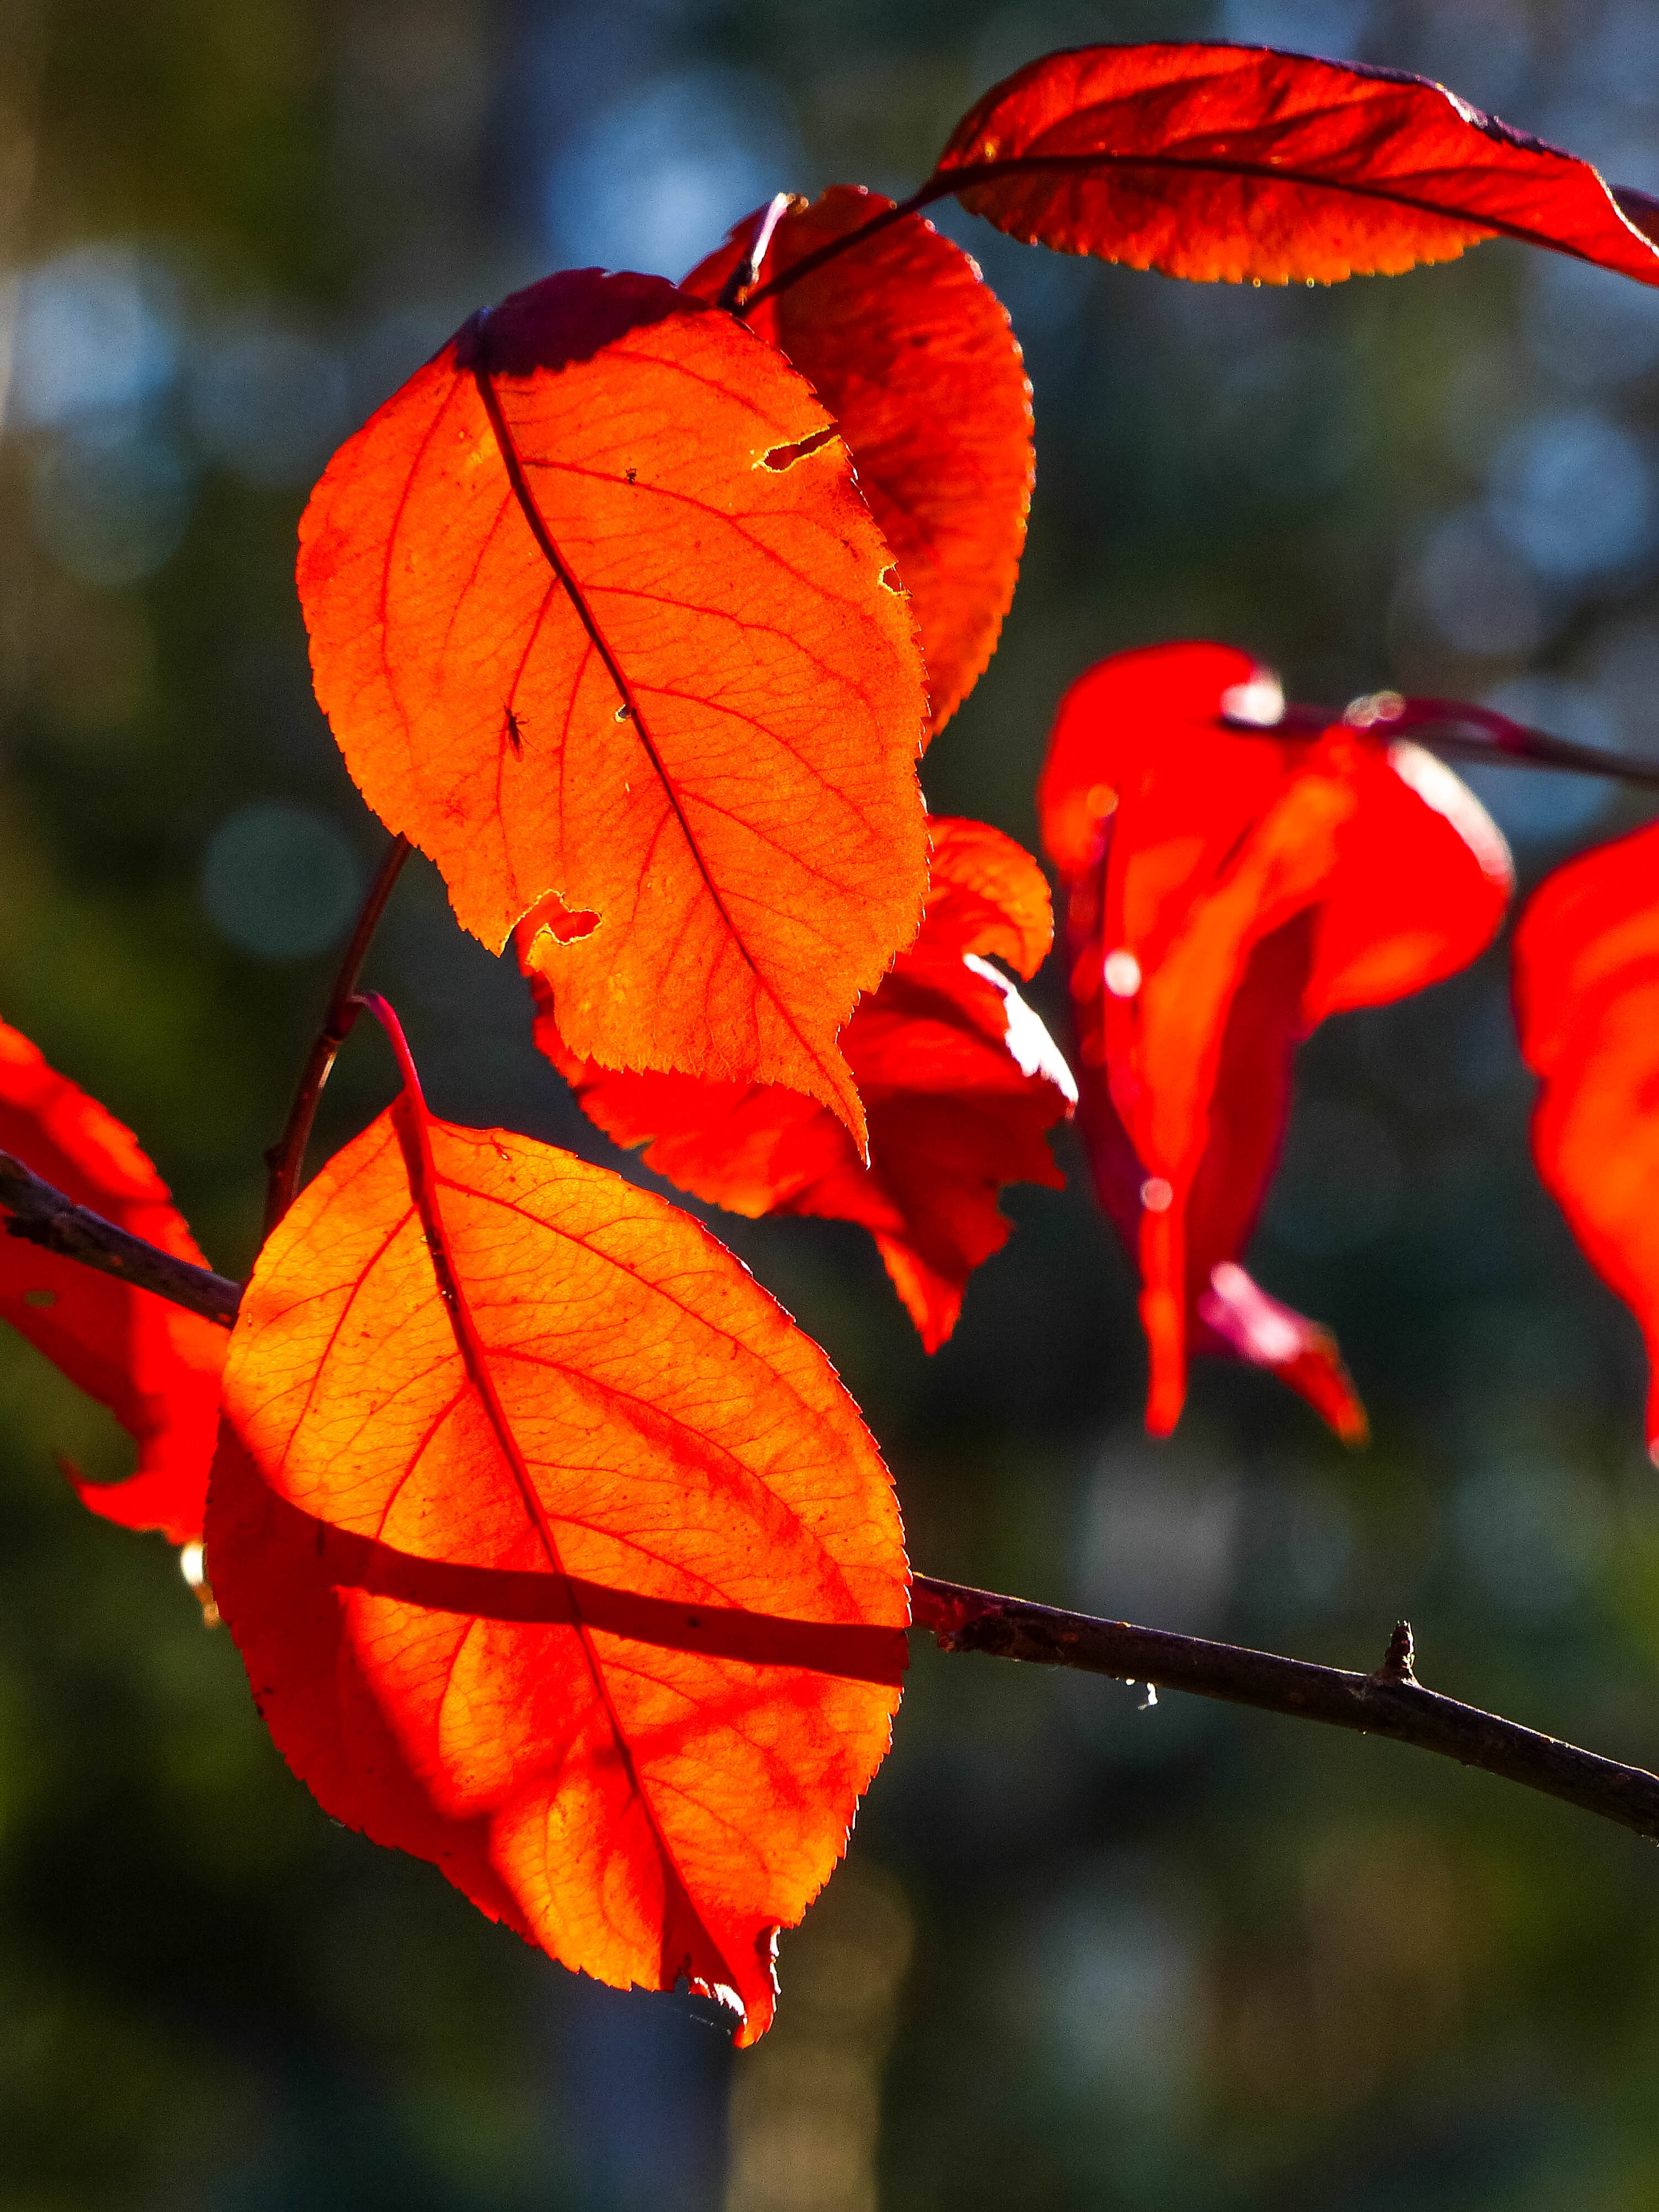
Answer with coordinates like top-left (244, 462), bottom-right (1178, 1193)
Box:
top-left (684, 188), bottom-right (1034, 734)
top-left (1045, 643), bottom-right (1513, 1436)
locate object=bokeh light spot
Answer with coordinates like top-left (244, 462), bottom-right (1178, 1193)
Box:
top-left (30, 418), bottom-right (193, 588)
top-left (201, 801), bottom-right (363, 961)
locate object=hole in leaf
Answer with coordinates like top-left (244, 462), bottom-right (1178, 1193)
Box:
top-left (515, 889), bottom-right (601, 948)
top-left (761, 425), bottom-right (837, 472)
top-left (879, 564), bottom-right (902, 593)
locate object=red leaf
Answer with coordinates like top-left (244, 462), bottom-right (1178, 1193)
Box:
top-left (683, 189), bottom-right (1034, 734)
top-left (298, 268), bottom-right (930, 1142)
top-left (935, 43), bottom-right (1659, 287)
top-left (1514, 821), bottom-right (1659, 1455)
top-left (1046, 643), bottom-right (1512, 1436)
top-left (523, 818), bottom-right (1075, 1351)
top-left (0, 1021), bottom-right (224, 1544)
top-left (1039, 639), bottom-right (1286, 884)
top-left (205, 998), bottom-right (907, 2044)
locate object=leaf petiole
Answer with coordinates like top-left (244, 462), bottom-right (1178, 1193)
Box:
top-left (1228, 695), bottom-right (1659, 793)
top-left (1368, 698), bottom-right (1659, 793)
top-left (262, 833), bottom-right (411, 1237)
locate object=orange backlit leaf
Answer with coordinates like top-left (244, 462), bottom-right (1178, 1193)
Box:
top-left (684, 189), bottom-right (1034, 734)
top-left (1046, 643), bottom-right (1512, 1436)
top-left (298, 268), bottom-right (930, 1141)
top-left (524, 820), bottom-right (1074, 1352)
top-left (0, 1020), bottom-right (224, 1545)
top-left (205, 997), bottom-right (907, 2044)
top-left (935, 43), bottom-right (1659, 287)
top-left (1514, 822), bottom-right (1659, 1455)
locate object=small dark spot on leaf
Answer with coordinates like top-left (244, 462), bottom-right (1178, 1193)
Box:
top-left (614, 702), bottom-right (632, 722)
top-left (22, 1288), bottom-right (55, 1309)
top-left (625, 467), bottom-right (637, 484)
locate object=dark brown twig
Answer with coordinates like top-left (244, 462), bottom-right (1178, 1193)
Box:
top-left (8, 1179), bottom-right (1659, 1841)
top-left (913, 1578), bottom-right (1659, 1843)
top-left (0, 1152), bottom-right (241, 1328)
top-left (263, 833), bottom-right (411, 1236)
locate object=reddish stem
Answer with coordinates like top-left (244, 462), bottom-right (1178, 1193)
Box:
top-left (262, 834), bottom-right (412, 1237)
top-left (345, 988), bottom-right (426, 1103)
top-left (1232, 696), bottom-right (1659, 794)
top-left (738, 181), bottom-right (937, 314)
top-left (1380, 699), bottom-right (1659, 793)
top-left (739, 149), bottom-right (1655, 316)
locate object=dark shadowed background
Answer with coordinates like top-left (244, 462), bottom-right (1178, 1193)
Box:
top-left (4, 0), bottom-right (1659, 2205)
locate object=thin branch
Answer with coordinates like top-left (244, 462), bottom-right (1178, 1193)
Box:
top-left (0, 1153), bottom-right (241, 1328)
top-left (8, 1175), bottom-right (1659, 1840)
top-left (263, 833), bottom-right (411, 1236)
top-left (913, 1578), bottom-right (1659, 1843)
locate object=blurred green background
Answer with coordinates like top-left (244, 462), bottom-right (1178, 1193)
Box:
top-left (5, 0), bottom-right (1659, 2204)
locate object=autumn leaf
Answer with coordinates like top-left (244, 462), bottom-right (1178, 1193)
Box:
top-left (205, 996), bottom-right (907, 2044)
top-left (684, 189), bottom-right (1034, 735)
top-left (1045, 643), bottom-right (1512, 1437)
top-left (933, 43), bottom-right (1659, 288)
top-left (1514, 821), bottom-right (1659, 1455)
top-left (0, 1020), bottom-right (224, 1545)
top-left (298, 268), bottom-right (930, 1141)
top-left (524, 818), bottom-right (1075, 1351)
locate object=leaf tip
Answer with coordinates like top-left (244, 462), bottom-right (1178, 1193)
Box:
top-left (728, 1928), bottom-right (781, 2048)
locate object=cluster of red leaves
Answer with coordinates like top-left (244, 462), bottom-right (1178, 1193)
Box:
top-left (11, 38), bottom-right (1659, 2043)
top-left (1040, 643), bottom-right (1514, 1440)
